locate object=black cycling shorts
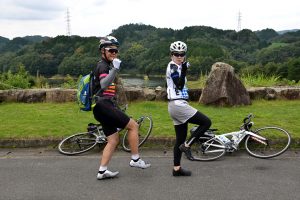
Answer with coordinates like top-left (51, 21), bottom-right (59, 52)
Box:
top-left (93, 99), bottom-right (130, 136)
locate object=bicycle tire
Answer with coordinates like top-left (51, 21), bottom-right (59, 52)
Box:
top-left (58, 132), bottom-right (98, 155)
top-left (245, 126), bottom-right (291, 159)
top-left (122, 116), bottom-right (153, 152)
top-left (191, 137), bottom-right (226, 161)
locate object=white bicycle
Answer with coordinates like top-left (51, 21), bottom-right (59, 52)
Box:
top-left (190, 113), bottom-right (291, 161)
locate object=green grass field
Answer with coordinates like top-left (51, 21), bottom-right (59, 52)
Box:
top-left (0, 100), bottom-right (299, 140)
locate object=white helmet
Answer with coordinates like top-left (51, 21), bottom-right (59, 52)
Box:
top-left (170, 41), bottom-right (187, 52)
top-left (99, 35), bottom-right (120, 49)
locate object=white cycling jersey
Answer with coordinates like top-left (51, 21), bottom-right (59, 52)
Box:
top-left (166, 61), bottom-right (189, 100)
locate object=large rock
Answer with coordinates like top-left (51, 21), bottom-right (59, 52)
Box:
top-left (199, 62), bottom-right (251, 106)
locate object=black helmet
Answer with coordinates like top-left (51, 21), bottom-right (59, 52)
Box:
top-left (99, 36), bottom-right (120, 49)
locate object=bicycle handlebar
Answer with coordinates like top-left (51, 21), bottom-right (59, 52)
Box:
top-left (241, 113), bottom-right (254, 130)
top-left (243, 113), bottom-right (253, 124)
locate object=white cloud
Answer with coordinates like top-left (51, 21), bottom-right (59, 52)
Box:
top-left (0, 0), bottom-right (65, 20)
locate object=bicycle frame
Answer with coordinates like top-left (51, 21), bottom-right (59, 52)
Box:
top-left (204, 130), bottom-right (268, 153)
top-left (92, 126), bottom-right (107, 144)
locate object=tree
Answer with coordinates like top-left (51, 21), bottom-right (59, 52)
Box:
top-left (287, 58), bottom-right (300, 82)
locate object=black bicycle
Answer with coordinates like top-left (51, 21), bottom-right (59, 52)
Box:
top-left (58, 110), bottom-right (153, 155)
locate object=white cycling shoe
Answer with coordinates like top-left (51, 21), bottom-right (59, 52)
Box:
top-left (129, 158), bottom-right (151, 169)
top-left (97, 170), bottom-right (119, 180)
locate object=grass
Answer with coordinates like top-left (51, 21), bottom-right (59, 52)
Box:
top-left (188, 73), bottom-right (300, 89)
top-left (0, 100), bottom-right (299, 141)
top-left (240, 73), bottom-right (280, 87)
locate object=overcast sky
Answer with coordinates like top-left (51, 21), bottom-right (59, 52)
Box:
top-left (0, 0), bottom-right (299, 39)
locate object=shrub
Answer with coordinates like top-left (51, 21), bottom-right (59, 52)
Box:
top-left (0, 65), bottom-right (31, 89)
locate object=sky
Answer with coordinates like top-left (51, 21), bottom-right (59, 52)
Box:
top-left (0, 0), bottom-right (299, 39)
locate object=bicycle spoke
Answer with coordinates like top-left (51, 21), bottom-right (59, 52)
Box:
top-left (191, 138), bottom-right (226, 161)
top-left (245, 127), bottom-right (291, 158)
top-left (58, 132), bottom-right (98, 155)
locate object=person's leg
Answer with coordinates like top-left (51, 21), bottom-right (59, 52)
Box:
top-left (100, 132), bottom-right (119, 166)
top-left (173, 123), bottom-right (188, 169)
top-left (185, 111), bottom-right (211, 146)
top-left (173, 123), bottom-right (191, 176)
top-left (125, 118), bottom-right (139, 155)
top-left (125, 118), bottom-right (151, 169)
top-left (97, 132), bottom-right (120, 179)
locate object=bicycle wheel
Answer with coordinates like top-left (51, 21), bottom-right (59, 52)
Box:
top-left (58, 132), bottom-right (98, 155)
top-left (122, 116), bottom-right (153, 152)
top-left (245, 126), bottom-right (291, 158)
top-left (191, 137), bottom-right (226, 161)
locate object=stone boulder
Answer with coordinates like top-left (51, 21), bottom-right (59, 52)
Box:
top-left (154, 86), bottom-right (167, 101)
top-left (188, 89), bottom-right (202, 101)
top-left (45, 89), bottom-right (76, 102)
top-left (276, 87), bottom-right (300, 100)
top-left (0, 89), bottom-right (46, 103)
top-left (199, 62), bottom-right (251, 106)
top-left (124, 87), bottom-right (144, 101)
top-left (143, 88), bottom-right (157, 101)
top-left (116, 78), bottom-right (128, 106)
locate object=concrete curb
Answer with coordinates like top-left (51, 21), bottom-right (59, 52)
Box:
top-left (1, 137), bottom-right (299, 149)
top-left (0, 137), bottom-right (177, 148)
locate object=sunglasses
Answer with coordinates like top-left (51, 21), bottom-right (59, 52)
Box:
top-left (105, 48), bottom-right (119, 54)
top-left (172, 52), bottom-right (186, 57)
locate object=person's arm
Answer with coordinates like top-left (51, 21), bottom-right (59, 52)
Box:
top-left (99, 58), bottom-right (121, 89)
top-left (170, 63), bottom-right (187, 90)
top-left (99, 67), bottom-right (118, 89)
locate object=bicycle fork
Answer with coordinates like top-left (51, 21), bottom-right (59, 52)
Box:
top-left (246, 131), bottom-right (268, 145)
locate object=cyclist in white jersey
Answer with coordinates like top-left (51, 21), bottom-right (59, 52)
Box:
top-left (166, 41), bottom-right (212, 176)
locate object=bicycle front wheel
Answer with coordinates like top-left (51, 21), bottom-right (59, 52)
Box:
top-left (191, 137), bottom-right (226, 161)
top-left (122, 116), bottom-right (153, 152)
top-left (58, 132), bottom-right (98, 155)
top-left (245, 126), bottom-right (291, 158)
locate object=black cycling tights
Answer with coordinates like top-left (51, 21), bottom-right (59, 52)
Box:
top-left (173, 111), bottom-right (211, 166)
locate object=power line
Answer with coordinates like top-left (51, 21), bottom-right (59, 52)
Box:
top-left (66, 9), bottom-right (71, 36)
top-left (237, 11), bottom-right (242, 32)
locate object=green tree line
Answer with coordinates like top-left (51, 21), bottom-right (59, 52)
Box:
top-left (1, 24), bottom-right (300, 82)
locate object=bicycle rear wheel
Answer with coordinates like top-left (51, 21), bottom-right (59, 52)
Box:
top-left (122, 116), bottom-right (153, 152)
top-left (58, 132), bottom-right (98, 155)
top-left (245, 126), bottom-right (291, 158)
top-left (191, 137), bottom-right (226, 161)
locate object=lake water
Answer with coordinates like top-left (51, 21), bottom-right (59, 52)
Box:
top-left (48, 75), bottom-right (165, 88)
top-left (121, 76), bottom-right (165, 88)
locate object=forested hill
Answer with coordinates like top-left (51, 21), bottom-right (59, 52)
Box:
top-left (1, 24), bottom-right (300, 81)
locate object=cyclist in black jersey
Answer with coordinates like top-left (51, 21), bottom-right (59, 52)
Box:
top-left (166, 41), bottom-right (212, 176)
top-left (93, 36), bottom-right (150, 180)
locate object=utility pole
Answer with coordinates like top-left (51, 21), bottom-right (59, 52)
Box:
top-left (66, 8), bottom-right (71, 36)
top-left (237, 11), bottom-right (242, 32)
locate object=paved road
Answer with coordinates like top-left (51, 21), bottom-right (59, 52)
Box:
top-left (0, 148), bottom-right (299, 200)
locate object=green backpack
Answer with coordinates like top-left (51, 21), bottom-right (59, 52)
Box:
top-left (77, 72), bottom-right (94, 111)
